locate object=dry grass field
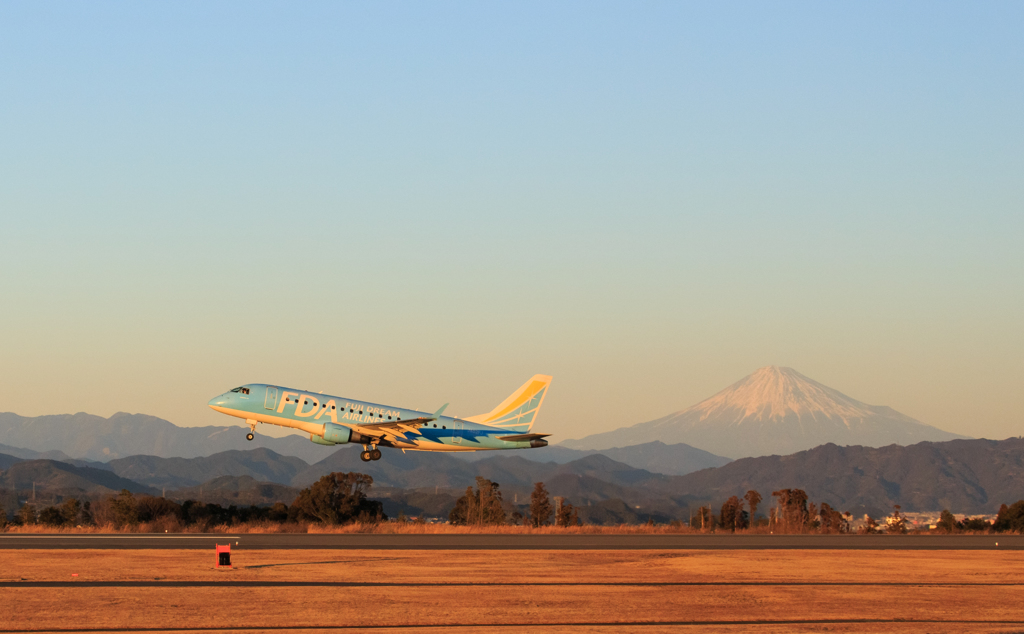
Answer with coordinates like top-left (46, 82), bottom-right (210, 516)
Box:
top-left (2, 549), bottom-right (1024, 633)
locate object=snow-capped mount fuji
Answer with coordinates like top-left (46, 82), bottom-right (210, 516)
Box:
top-left (561, 366), bottom-right (967, 458)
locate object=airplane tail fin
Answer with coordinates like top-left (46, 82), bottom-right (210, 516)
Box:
top-left (464, 374), bottom-right (552, 433)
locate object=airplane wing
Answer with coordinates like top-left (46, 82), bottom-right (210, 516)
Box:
top-left (348, 419), bottom-right (429, 442)
top-left (344, 404), bottom-right (450, 444)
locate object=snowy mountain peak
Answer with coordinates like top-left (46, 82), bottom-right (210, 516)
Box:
top-left (687, 366), bottom-right (877, 425)
top-left (562, 366), bottom-right (966, 458)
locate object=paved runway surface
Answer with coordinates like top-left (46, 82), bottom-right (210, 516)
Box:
top-left (1, 533), bottom-right (1020, 549)
top-left (4, 620), bottom-right (1024, 631)
top-left (4, 580), bottom-right (1022, 588)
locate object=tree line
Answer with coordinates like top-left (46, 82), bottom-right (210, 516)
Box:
top-left (5, 475), bottom-right (1024, 533)
top-left (699, 488), bottom-right (1024, 534)
top-left (0, 472), bottom-right (385, 530)
top-left (448, 478), bottom-right (580, 527)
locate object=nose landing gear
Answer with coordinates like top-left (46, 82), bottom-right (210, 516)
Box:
top-left (246, 432), bottom-right (255, 441)
top-left (245, 419), bottom-right (257, 442)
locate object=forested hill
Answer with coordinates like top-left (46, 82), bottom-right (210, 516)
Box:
top-left (667, 437), bottom-right (1024, 515)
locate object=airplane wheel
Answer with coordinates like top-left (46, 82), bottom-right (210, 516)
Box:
top-left (360, 451), bottom-right (372, 462)
top-left (371, 449), bottom-right (382, 461)
top-left (246, 432), bottom-right (255, 441)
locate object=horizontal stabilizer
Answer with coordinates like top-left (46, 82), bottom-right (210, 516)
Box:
top-left (497, 433), bottom-right (551, 442)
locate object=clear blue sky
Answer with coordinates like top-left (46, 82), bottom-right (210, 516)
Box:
top-left (1, 2), bottom-right (1021, 441)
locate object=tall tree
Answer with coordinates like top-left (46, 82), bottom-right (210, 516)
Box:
top-left (17, 503), bottom-right (36, 526)
top-left (556, 499), bottom-right (580, 527)
top-left (290, 472), bottom-right (384, 524)
top-left (807, 502), bottom-right (819, 531)
top-left (136, 496), bottom-right (181, 523)
top-left (719, 496), bottom-right (747, 532)
top-left (38, 506), bottom-right (65, 527)
top-left (475, 477), bottom-right (507, 526)
top-left (529, 482), bottom-right (553, 528)
top-left (936, 509), bottom-right (957, 533)
top-left (818, 503), bottom-right (848, 534)
top-left (994, 501), bottom-right (1024, 532)
top-left (696, 505), bottom-right (715, 531)
top-left (110, 489), bottom-right (139, 528)
top-left (450, 478), bottom-right (506, 526)
top-left (60, 498), bottom-right (82, 526)
top-left (449, 486), bottom-right (476, 525)
top-left (771, 489), bottom-right (809, 532)
top-left (744, 490), bottom-right (762, 526)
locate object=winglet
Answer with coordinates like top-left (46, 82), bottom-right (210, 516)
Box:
top-left (430, 403), bottom-right (449, 420)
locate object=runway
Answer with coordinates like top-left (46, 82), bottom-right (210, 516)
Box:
top-left (1, 533), bottom-right (1020, 549)
top-left (3, 548), bottom-right (1022, 631)
top-left (4, 580), bottom-right (1023, 588)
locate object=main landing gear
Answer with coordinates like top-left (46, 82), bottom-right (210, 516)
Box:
top-left (360, 445), bottom-right (382, 462)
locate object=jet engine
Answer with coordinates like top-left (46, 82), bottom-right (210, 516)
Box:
top-left (314, 423), bottom-right (370, 446)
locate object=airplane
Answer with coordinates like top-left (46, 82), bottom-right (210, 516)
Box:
top-left (207, 375), bottom-right (552, 462)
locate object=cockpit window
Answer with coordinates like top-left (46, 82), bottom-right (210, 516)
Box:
top-left (230, 387), bottom-right (242, 393)
top-left (229, 387), bottom-right (250, 395)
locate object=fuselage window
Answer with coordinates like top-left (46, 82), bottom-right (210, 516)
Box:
top-left (442, 425), bottom-right (446, 429)
top-left (359, 411), bottom-right (363, 415)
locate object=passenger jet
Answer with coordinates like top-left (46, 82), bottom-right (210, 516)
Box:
top-left (207, 375), bottom-right (552, 462)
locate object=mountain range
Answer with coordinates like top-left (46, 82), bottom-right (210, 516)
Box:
top-left (664, 437), bottom-right (1024, 516)
top-left (106, 448), bottom-right (310, 489)
top-left (562, 366), bottom-right (966, 458)
top-left (0, 412), bottom-right (338, 463)
top-left (456, 441), bottom-right (731, 476)
top-left (5, 436), bottom-right (1023, 518)
top-left (0, 458), bottom-right (158, 498)
top-left (0, 411), bottom-right (728, 477)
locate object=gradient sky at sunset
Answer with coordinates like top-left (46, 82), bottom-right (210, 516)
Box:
top-left (1, 2), bottom-right (1021, 441)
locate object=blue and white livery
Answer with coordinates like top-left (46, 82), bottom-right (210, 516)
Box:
top-left (207, 375), bottom-right (552, 462)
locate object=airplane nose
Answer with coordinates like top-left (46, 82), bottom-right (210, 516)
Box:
top-left (208, 394), bottom-right (229, 408)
